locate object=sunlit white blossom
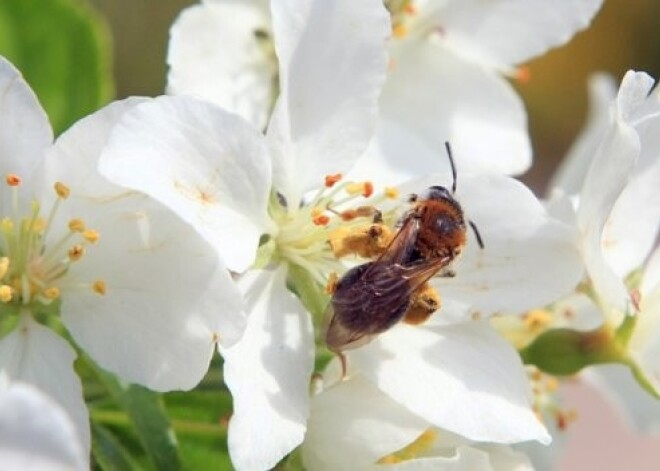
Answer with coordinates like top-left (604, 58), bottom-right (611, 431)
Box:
top-left (0, 56), bottom-right (246, 454)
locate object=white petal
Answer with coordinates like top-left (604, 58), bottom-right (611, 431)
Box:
top-left (167, 0), bottom-right (274, 129)
top-left (221, 267), bottom-right (314, 471)
top-left (266, 0), bottom-right (390, 205)
top-left (0, 56), bottom-right (53, 180)
top-left (382, 46), bottom-right (530, 176)
top-left (628, 282), bottom-right (660, 394)
top-left (0, 317), bottom-right (90, 457)
top-left (549, 73), bottom-right (618, 195)
top-left (302, 375), bottom-right (428, 470)
top-left (577, 72), bottom-right (653, 318)
top-left (99, 95), bottom-right (273, 273)
top-left (42, 100), bottom-right (247, 391)
top-left (0, 383), bottom-right (87, 471)
top-left (383, 445), bottom-right (532, 471)
top-left (397, 174), bottom-right (584, 314)
top-left (426, 0), bottom-right (603, 69)
top-left (351, 322), bottom-right (550, 444)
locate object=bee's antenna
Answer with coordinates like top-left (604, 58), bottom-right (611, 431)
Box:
top-left (444, 141), bottom-right (457, 194)
top-left (469, 220), bottom-right (484, 249)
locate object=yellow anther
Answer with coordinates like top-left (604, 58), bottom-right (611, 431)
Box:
top-left (83, 229), bottom-right (100, 243)
top-left (345, 182), bottom-right (364, 195)
top-left (6, 174), bottom-right (21, 187)
top-left (523, 309), bottom-right (553, 332)
top-left (385, 186), bottom-right (400, 199)
top-left (32, 218), bottom-right (46, 233)
top-left (68, 219), bottom-right (86, 233)
top-left (43, 287), bottom-right (60, 300)
top-left (92, 280), bottom-right (107, 295)
top-left (68, 244), bottom-right (85, 261)
top-left (54, 181), bottom-right (71, 199)
top-left (0, 257), bottom-right (9, 279)
top-left (0, 285), bottom-right (12, 302)
top-left (310, 207), bottom-right (324, 218)
top-left (393, 23), bottom-right (408, 38)
top-left (544, 376), bottom-right (560, 393)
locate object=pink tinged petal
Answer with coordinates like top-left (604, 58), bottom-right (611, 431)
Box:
top-left (351, 322), bottom-right (550, 444)
top-left (0, 317), bottom-right (90, 458)
top-left (382, 47), bottom-right (530, 176)
top-left (99, 95), bottom-right (273, 273)
top-left (550, 73), bottom-right (618, 195)
top-left (428, 0), bottom-right (603, 69)
top-left (167, 0), bottom-right (274, 129)
top-left (0, 56), bottom-right (53, 180)
top-left (266, 0), bottom-right (390, 205)
top-left (42, 101), bottom-right (247, 391)
top-left (221, 267), bottom-right (314, 471)
top-left (577, 72), bottom-right (654, 319)
top-left (302, 375), bottom-right (428, 470)
top-left (0, 383), bottom-right (87, 471)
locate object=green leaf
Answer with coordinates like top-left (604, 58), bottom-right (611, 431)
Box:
top-left (91, 423), bottom-right (141, 471)
top-left (0, 0), bottom-right (114, 135)
top-left (93, 367), bottom-right (182, 471)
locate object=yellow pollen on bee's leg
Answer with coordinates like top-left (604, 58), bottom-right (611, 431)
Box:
top-left (5, 174), bottom-right (22, 187)
top-left (83, 229), bottom-right (100, 243)
top-left (325, 272), bottom-right (339, 294)
top-left (54, 181), bottom-right (71, 199)
top-left (0, 285), bottom-right (13, 302)
top-left (92, 280), bottom-right (107, 295)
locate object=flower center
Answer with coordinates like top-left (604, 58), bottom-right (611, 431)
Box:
top-left (270, 175), bottom-right (401, 285)
top-left (0, 174), bottom-right (104, 313)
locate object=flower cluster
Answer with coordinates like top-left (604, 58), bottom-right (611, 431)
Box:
top-left (1, 0), bottom-right (659, 469)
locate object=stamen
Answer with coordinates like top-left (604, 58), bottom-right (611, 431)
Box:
top-left (516, 66), bottom-right (531, 84)
top-left (92, 280), bottom-right (107, 295)
top-left (6, 174), bottom-right (21, 187)
top-left (54, 182), bottom-right (71, 199)
top-left (69, 219), bottom-right (86, 233)
top-left (0, 257), bottom-right (9, 278)
top-left (68, 245), bottom-right (85, 261)
top-left (43, 287), bottom-right (60, 300)
top-left (523, 309), bottom-right (553, 332)
top-left (393, 24), bottom-right (408, 38)
top-left (384, 186), bottom-right (400, 199)
top-left (313, 214), bottom-right (330, 226)
top-left (83, 229), bottom-right (100, 243)
top-left (0, 285), bottom-right (12, 302)
top-left (324, 174), bottom-right (342, 188)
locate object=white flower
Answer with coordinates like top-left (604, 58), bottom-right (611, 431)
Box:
top-left (303, 373), bottom-right (534, 470)
top-left (548, 70), bottom-right (660, 324)
top-left (166, 0), bottom-right (603, 176)
top-left (0, 381), bottom-right (87, 471)
top-left (101, 1), bottom-right (584, 468)
top-left (0, 56), bottom-right (246, 454)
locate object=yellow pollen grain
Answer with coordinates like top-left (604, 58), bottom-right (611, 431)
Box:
top-left (54, 181), bottom-right (71, 199)
top-left (68, 219), bottom-right (86, 233)
top-left (68, 244), bottom-right (85, 261)
top-left (92, 280), bottom-right (107, 295)
top-left (385, 186), bottom-right (400, 199)
top-left (0, 285), bottom-right (12, 302)
top-left (310, 207), bottom-right (324, 218)
top-left (0, 257), bottom-right (9, 278)
top-left (6, 174), bottom-right (21, 187)
top-left (44, 287), bottom-right (60, 300)
top-left (83, 229), bottom-right (100, 243)
top-left (345, 182), bottom-right (365, 196)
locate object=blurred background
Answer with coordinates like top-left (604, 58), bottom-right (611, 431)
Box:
top-left (89, 0), bottom-right (660, 194)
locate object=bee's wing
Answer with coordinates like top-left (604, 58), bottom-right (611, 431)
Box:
top-left (376, 213), bottom-right (420, 265)
top-left (399, 255), bottom-right (453, 290)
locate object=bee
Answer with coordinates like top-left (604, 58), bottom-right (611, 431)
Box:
top-left (324, 143), bottom-right (483, 376)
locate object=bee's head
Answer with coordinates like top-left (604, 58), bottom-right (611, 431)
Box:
top-left (420, 185), bottom-right (454, 202)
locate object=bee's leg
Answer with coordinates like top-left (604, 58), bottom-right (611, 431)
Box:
top-left (403, 283), bottom-right (441, 325)
top-left (338, 351), bottom-right (349, 380)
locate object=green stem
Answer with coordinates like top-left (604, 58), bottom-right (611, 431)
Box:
top-left (91, 410), bottom-right (227, 438)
